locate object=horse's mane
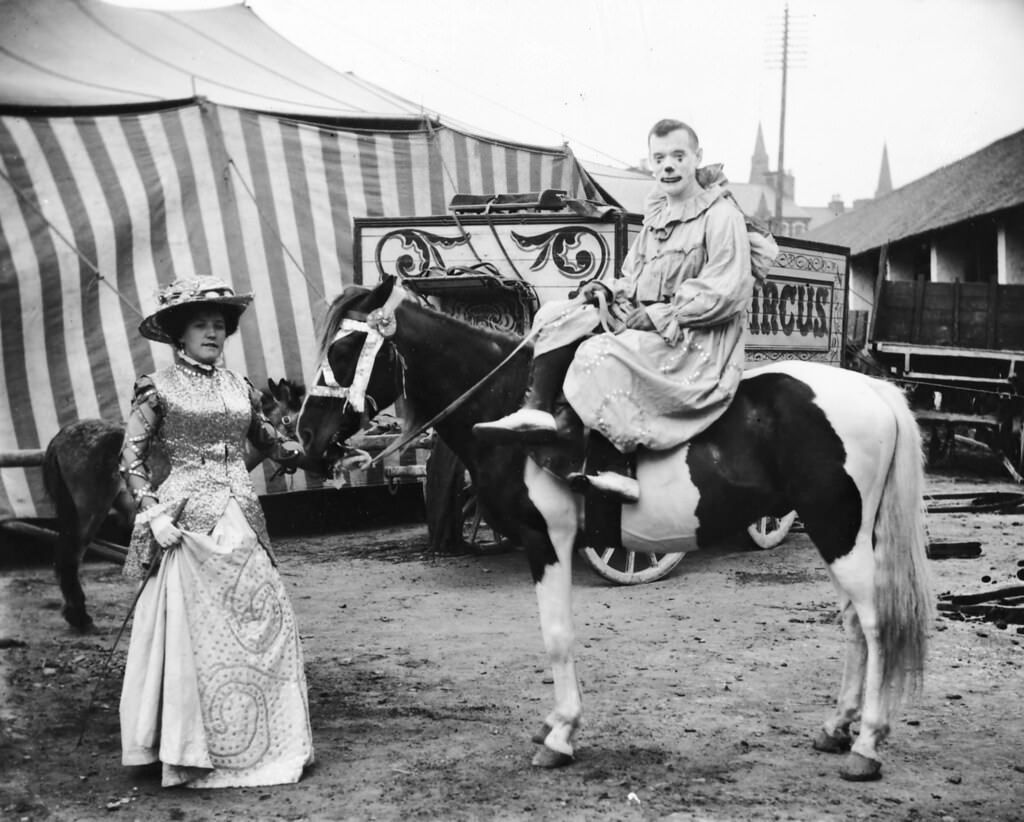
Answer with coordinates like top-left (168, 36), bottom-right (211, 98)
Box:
top-left (317, 286), bottom-right (371, 357)
top-left (404, 296), bottom-right (526, 353)
top-left (398, 297), bottom-right (532, 434)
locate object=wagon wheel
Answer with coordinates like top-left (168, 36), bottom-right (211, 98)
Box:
top-left (746, 511), bottom-right (797, 550)
top-left (581, 546), bottom-right (685, 585)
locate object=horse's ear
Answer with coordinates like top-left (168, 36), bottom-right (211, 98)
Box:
top-left (267, 378), bottom-right (280, 399)
top-left (375, 275), bottom-right (397, 305)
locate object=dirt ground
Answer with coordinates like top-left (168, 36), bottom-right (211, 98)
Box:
top-left (1, 464), bottom-right (1022, 821)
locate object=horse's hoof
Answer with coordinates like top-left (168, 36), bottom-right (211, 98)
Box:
top-left (61, 608), bottom-right (94, 633)
top-left (839, 752), bottom-right (882, 781)
top-left (531, 723), bottom-right (553, 745)
top-left (531, 746), bottom-right (574, 769)
top-left (812, 728), bottom-right (852, 754)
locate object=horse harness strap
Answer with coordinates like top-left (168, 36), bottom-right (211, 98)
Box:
top-left (309, 318), bottom-right (385, 415)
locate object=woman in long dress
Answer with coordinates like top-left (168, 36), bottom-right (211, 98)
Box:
top-left (118, 276), bottom-right (314, 788)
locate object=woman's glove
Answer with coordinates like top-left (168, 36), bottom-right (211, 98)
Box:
top-left (149, 512), bottom-right (182, 549)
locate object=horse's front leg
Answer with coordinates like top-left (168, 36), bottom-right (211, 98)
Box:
top-left (524, 459), bottom-right (581, 768)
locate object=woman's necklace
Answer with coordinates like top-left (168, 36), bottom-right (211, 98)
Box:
top-left (176, 350), bottom-right (216, 374)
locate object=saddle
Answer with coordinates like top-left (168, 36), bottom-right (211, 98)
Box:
top-left (526, 402), bottom-right (635, 552)
top-left (527, 392), bottom-right (771, 556)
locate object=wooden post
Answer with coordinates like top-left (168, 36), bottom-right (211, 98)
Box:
top-left (987, 282), bottom-right (998, 349)
top-left (952, 280), bottom-right (960, 346)
top-left (867, 243), bottom-right (888, 345)
top-left (910, 278), bottom-right (925, 345)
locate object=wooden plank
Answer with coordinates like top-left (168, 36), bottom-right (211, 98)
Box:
top-left (0, 449), bottom-right (45, 467)
top-left (996, 286), bottom-right (1024, 350)
top-left (874, 341), bottom-right (1024, 360)
top-left (0, 520), bottom-right (127, 563)
top-left (920, 283), bottom-right (954, 346)
top-left (952, 280), bottom-right (960, 346)
top-left (913, 410), bottom-right (1000, 425)
top-left (986, 281), bottom-right (998, 349)
top-left (910, 278), bottom-right (925, 344)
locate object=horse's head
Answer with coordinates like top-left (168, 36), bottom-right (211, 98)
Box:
top-left (295, 276), bottom-right (406, 475)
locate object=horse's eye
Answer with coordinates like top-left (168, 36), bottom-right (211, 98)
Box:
top-left (282, 415), bottom-right (293, 426)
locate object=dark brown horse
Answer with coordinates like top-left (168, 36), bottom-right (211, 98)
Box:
top-left (295, 277), bottom-right (931, 781)
top-left (45, 378), bottom-right (305, 631)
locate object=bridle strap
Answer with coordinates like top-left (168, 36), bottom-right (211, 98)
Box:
top-left (307, 318), bottom-right (384, 413)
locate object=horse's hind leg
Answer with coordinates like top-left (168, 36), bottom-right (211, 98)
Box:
top-left (51, 475), bottom-right (92, 631)
top-left (813, 595), bottom-right (866, 754)
top-left (52, 427), bottom-right (124, 631)
top-left (827, 541), bottom-right (888, 781)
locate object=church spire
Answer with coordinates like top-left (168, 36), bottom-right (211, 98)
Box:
top-left (875, 143), bottom-right (893, 198)
top-left (750, 122), bottom-right (770, 185)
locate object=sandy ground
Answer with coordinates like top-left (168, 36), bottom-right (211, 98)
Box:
top-left (1, 470), bottom-right (1022, 821)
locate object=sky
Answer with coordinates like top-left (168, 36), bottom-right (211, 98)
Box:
top-left (108, 0), bottom-right (1024, 208)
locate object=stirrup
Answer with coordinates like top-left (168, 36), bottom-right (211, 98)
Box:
top-left (473, 409), bottom-right (558, 443)
top-left (566, 471), bottom-right (639, 503)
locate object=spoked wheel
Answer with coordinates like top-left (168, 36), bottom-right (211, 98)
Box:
top-left (746, 511), bottom-right (797, 550)
top-left (580, 546), bottom-right (685, 585)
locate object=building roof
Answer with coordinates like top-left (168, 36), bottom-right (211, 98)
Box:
top-left (727, 182), bottom-right (811, 221)
top-left (807, 128), bottom-right (1024, 255)
top-left (0, 0), bottom-right (433, 121)
top-left (582, 163), bottom-right (814, 223)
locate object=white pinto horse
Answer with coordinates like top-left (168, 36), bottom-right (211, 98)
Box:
top-left (295, 277), bottom-right (933, 781)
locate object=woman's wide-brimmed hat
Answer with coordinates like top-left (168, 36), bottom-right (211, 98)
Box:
top-left (139, 276), bottom-right (253, 344)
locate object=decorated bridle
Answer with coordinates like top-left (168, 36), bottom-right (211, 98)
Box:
top-left (300, 285), bottom-right (406, 455)
top-left (304, 280), bottom-right (568, 468)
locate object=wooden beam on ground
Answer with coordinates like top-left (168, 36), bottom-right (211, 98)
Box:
top-left (0, 520), bottom-right (127, 564)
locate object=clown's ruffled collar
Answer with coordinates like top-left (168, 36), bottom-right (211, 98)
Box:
top-left (643, 163), bottom-right (729, 237)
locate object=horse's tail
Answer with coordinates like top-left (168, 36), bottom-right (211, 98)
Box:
top-left (870, 379), bottom-right (933, 713)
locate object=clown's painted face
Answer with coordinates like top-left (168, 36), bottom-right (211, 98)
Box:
top-left (649, 128), bottom-right (703, 202)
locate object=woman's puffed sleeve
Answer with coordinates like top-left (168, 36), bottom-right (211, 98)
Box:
top-left (119, 376), bottom-right (162, 510)
top-left (245, 377), bottom-right (302, 470)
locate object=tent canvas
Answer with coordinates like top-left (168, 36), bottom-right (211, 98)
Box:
top-left (0, 2), bottom-right (607, 520)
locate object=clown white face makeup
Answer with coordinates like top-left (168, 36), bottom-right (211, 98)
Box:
top-left (178, 307), bottom-right (227, 365)
top-left (649, 128), bottom-right (703, 202)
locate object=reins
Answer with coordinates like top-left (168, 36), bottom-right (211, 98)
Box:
top-left (360, 316), bottom-right (547, 468)
top-left (326, 288), bottom-right (610, 470)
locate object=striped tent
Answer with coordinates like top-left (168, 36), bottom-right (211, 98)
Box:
top-left (0, 6), bottom-right (605, 521)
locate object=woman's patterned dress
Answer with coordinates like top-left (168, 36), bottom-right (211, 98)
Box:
top-left (119, 359), bottom-right (313, 788)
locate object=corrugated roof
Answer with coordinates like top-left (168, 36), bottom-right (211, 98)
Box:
top-left (806, 128), bottom-right (1024, 254)
top-left (0, 0), bottom-right (432, 119)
